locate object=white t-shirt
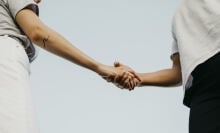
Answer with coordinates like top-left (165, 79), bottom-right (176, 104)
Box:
top-left (171, 0), bottom-right (220, 91)
top-left (0, 0), bottom-right (39, 62)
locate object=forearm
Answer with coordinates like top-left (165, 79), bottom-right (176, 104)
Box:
top-left (15, 9), bottom-right (104, 73)
top-left (30, 25), bottom-right (102, 73)
top-left (138, 68), bottom-right (182, 87)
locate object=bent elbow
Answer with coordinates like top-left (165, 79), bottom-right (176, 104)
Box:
top-left (28, 26), bottom-right (43, 44)
top-left (170, 73), bottom-right (182, 87)
top-left (173, 78), bottom-right (182, 87)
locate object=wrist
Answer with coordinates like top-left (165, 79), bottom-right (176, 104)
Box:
top-left (93, 63), bottom-right (105, 75)
top-left (137, 73), bottom-right (144, 87)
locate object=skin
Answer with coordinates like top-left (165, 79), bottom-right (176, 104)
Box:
top-left (32, 0), bottom-right (181, 89)
top-left (114, 53), bottom-right (182, 89)
top-left (114, 62), bottom-right (140, 90)
top-left (32, 0), bottom-right (182, 90)
top-left (34, 0), bottom-right (41, 4)
top-left (15, 1), bottom-right (141, 89)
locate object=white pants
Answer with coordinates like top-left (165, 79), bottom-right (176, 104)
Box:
top-left (0, 36), bottom-right (39, 133)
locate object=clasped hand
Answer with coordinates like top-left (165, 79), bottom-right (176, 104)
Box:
top-left (99, 62), bottom-right (141, 91)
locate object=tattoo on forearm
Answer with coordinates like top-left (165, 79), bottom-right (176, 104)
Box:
top-left (42, 35), bottom-right (50, 49)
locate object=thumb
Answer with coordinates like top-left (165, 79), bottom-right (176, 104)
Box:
top-left (34, 0), bottom-right (41, 4)
top-left (114, 61), bottom-right (121, 67)
top-left (114, 61), bottom-right (127, 67)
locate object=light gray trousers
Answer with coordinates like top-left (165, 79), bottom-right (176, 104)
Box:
top-left (0, 36), bottom-right (39, 133)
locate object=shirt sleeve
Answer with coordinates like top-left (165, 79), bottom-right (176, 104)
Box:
top-left (6, 0), bottom-right (39, 19)
top-left (170, 33), bottom-right (179, 60)
top-left (172, 39), bottom-right (178, 54)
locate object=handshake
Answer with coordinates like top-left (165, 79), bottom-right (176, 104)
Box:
top-left (98, 62), bottom-right (141, 91)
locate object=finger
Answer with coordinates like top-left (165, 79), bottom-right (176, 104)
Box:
top-left (124, 73), bottom-right (136, 90)
top-left (124, 73), bottom-right (134, 90)
top-left (116, 62), bottom-right (126, 67)
top-left (114, 71), bottom-right (126, 84)
top-left (113, 72), bottom-right (129, 89)
top-left (115, 83), bottom-right (124, 90)
top-left (130, 77), bottom-right (135, 90)
top-left (134, 78), bottom-right (141, 86)
top-left (115, 71), bottom-right (135, 90)
top-left (123, 76), bottom-right (132, 89)
top-left (128, 78), bottom-right (132, 89)
top-left (129, 71), bottom-right (141, 82)
top-left (114, 62), bottom-right (129, 69)
top-left (34, 0), bottom-right (41, 4)
top-left (119, 72), bottom-right (130, 87)
top-left (129, 77), bottom-right (135, 90)
top-left (102, 76), bottom-right (114, 82)
top-left (133, 78), bottom-right (138, 87)
top-left (133, 78), bottom-right (141, 88)
top-left (128, 78), bottom-right (133, 91)
top-left (116, 84), bottom-right (124, 90)
top-left (128, 72), bottom-right (135, 79)
top-left (124, 72), bottom-right (135, 90)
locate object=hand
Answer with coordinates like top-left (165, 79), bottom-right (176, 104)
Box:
top-left (34, 0), bottom-right (41, 4)
top-left (113, 62), bottom-right (141, 90)
top-left (97, 64), bottom-right (140, 90)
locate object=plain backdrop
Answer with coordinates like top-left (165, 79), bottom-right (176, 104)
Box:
top-left (30, 0), bottom-right (189, 133)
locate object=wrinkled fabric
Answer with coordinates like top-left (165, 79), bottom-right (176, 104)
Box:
top-left (0, 36), bottom-right (39, 133)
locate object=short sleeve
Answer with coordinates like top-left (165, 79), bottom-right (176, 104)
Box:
top-left (170, 25), bottom-right (179, 59)
top-left (170, 40), bottom-right (179, 60)
top-left (172, 40), bottom-right (178, 54)
top-left (170, 31), bottom-right (179, 58)
top-left (6, 0), bottom-right (39, 19)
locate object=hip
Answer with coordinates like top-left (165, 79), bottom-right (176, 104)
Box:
top-left (184, 52), bottom-right (220, 107)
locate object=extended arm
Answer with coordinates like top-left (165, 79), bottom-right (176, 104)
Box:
top-left (16, 9), bottom-right (101, 73)
top-left (15, 8), bottom-right (140, 88)
top-left (138, 53), bottom-right (182, 87)
top-left (114, 53), bottom-right (182, 89)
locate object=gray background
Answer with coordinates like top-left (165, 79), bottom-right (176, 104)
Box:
top-left (30, 0), bottom-right (189, 133)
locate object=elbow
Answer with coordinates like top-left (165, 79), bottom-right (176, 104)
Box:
top-left (172, 78), bottom-right (182, 87)
top-left (162, 77), bottom-right (182, 87)
top-left (173, 72), bottom-right (182, 85)
top-left (170, 72), bottom-right (182, 87)
top-left (171, 62), bottom-right (182, 86)
top-left (163, 68), bottom-right (182, 87)
top-left (28, 25), bottom-right (44, 44)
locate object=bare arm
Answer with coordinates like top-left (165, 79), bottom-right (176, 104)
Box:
top-left (16, 9), bottom-right (102, 73)
top-left (138, 53), bottom-right (182, 87)
top-left (15, 8), bottom-right (140, 88)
